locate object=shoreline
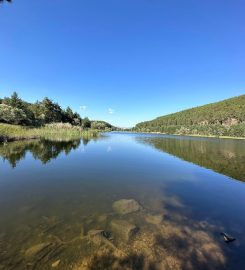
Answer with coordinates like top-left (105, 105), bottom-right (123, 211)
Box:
top-left (0, 135), bottom-right (40, 143)
top-left (1, 128), bottom-right (245, 143)
top-left (0, 123), bottom-right (100, 143)
top-left (124, 131), bottom-right (245, 140)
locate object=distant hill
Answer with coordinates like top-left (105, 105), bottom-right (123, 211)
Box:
top-left (135, 95), bottom-right (245, 137)
top-left (91, 120), bottom-right (117, 130)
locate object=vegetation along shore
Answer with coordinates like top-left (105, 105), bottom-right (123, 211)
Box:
top-left (0, 92), bottom-right (115, 142)
top-left (1, 93), bottom-right (244, 141)
top-left (0, 123), bottom-right (99, 142)
top-left (134, 95), bottom-right (245, 138)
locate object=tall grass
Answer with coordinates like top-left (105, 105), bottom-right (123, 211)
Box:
top-left (0, 123), bottom-right (99, 142)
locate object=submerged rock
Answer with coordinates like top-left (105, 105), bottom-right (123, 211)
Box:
top-left (87, 230), bottom-right (113, 245)
top-left (220, 232), bottom-right (236, 243)
top-left (80, 226), bottom-right (85, 237)
top-left (96, 214), bottom-right (108, 223)
top-left (87, 229), bottom-right (110, 238)
top-left (25, 242), bottom-right (51, 258)
top-left (145, 214), bottom-right (163, 225)
top-left (110, 220), bottom-right (139, 242)
top-left (112, 199), bottom-right (141, 215)
top-left (51, 259), bottom-right (60, 268)
top-left (24, 241), bottom-right (64, 267)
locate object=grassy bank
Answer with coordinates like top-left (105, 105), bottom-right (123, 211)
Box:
top-left (0, 123), bottom-right (99, 142)
top-left (134, 123), bottom-right (245, 139)
top-left (131, 129), bottom-right (245, 140)
top-left (132, 131), bottom-right (245, 140)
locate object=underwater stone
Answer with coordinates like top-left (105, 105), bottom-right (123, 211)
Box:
top-left (110, 219), bottom-right (139, 242)
top-left (51, 259), bottom-right (60, 268)
top-left (25, 242), bottom-right (51, 258)
top-left (112, 199), bottom-right (141, 215)
top-left (145, 214), bottom-right (163, 225)
top-left (87, 230), bottom-right (112, 245)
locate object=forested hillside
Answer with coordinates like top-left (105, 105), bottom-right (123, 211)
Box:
top-left (135, 95), bottom-right (245, 137)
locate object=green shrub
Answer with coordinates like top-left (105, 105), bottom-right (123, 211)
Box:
top-left (0, 104), bottom-right (29, 125)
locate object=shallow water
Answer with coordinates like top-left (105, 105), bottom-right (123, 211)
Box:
top-left (0, 132), bottom-right (245, 270)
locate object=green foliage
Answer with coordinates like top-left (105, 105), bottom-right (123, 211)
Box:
top-left (65, 106), bottom-right (74, 121)
top-left (91, 121), bottom-right (113, 130)
top-left (0, 92), bottom-right (35, 125)
top-left (9, 92), bottom-right (23, 108)
top-left (0, 92), bottom-right (115, 134)
top-left (0, 104), bottom-right (29, 125)
top-left (64, 107), bottom-right (82, 126)
top-left (41, 97), bottom-right (62, 123)
top-left (0, 123), bottom-right (99, 142)
top-left (0, 92), bottom-right (84, 127)
top-left (82, 117), bottom-right (91, 128)
top-left (135, 95), bottom-right (245, 138)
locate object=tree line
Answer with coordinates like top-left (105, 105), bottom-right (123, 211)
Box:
top-left (134, 95), bottom-right (245, 137)
top-left (0, 92), bottom-right (113, 130)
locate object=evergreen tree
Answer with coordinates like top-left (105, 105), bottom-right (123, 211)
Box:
top-left (82, 117), bottom-right (91, 128)
top-left (41, 97), bottom-right (63, 123)
top-left (9, 92), bottom-right (23, 109)
top-left (65, 106), bottom-right (74, 122)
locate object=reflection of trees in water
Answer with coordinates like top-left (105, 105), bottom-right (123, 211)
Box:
top-left (137, 136), bottom-right (245, 182)
top-left (31, 139), bottom-right (81, 164)
top-left (0, 138), bottom-right (89, 167)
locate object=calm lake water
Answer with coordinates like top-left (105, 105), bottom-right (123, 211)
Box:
top-left (0, 132), bottom-right (245, 270)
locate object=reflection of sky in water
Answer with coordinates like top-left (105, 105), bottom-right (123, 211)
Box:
top-left (107, 146), bottom-right (112, 152)
top-left (0, 132), bottom-right (245, 269)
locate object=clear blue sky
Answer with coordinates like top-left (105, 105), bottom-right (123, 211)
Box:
top-left (0, 0), bottom-right (244, 127)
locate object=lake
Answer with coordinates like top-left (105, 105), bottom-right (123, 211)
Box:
top-left (0, 132), bottom-right (245, 270)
